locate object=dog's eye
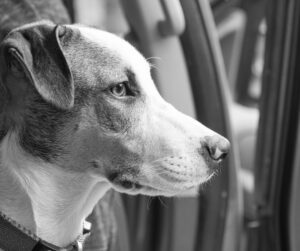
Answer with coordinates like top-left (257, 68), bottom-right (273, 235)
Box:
top-left (110, 82), bottom-right (132, 97)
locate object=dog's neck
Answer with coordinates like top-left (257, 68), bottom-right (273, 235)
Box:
top-left (0, 133), bottom-right (110, 247)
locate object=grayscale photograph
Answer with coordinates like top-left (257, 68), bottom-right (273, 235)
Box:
top-left (0, 0), bottom-right (298, 251)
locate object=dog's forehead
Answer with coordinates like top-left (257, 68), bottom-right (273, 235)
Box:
top-left (71, 25), bottom-right (151, 79)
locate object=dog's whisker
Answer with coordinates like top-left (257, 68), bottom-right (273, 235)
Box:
top-left (146, 56), bottom-right (162, 70)
top-left (145, 56), bottom-right (162, 61)
top-left (149, 63), bottom-right (158, 70)
top-left (157, 196), bottom-right (168, 208)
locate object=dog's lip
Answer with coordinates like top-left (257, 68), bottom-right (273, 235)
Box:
top-left (111, 169), bottom-right (217, 194)
top-left (111, 179), bottom-right (143, 190)
top-left (131, 180), bottom-right (195, 194)
top-left (112, 179), bottom-right (167, 193)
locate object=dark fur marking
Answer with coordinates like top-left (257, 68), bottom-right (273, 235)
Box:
top-left (19, 94), bottom-right (76, 162)
top-left (13, 24), bottom-right (75, 109)
top-left (94, 101), bottom-right (131, 134)
top-left (126, 70), bottom-right (140, 96)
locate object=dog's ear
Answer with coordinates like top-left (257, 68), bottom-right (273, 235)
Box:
top-left (0, 23), bottom-right (74, 109)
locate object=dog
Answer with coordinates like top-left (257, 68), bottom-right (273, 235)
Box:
top-left (0, 21), bottom-right (230, 250)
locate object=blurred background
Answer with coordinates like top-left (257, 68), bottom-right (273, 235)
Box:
top-left (64, 0), bottom-right (300, 251)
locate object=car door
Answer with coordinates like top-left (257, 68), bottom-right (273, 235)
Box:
top-left (245, 0), bottom-right (300, 251)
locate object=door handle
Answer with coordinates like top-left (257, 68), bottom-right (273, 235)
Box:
top-left (158, 0), bottom-right (185, 37)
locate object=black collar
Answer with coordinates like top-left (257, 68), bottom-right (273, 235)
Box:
top-left (0, 212), bottom-right (91, 251)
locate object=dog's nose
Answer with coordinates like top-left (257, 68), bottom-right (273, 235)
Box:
top-left (202, 135), bottom-right (230, 162)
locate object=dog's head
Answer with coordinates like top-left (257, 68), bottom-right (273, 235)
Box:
top-left (0, 21), bottom-right (230, 196)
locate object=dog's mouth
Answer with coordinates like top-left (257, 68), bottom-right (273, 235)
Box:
top-left (111, 180), bottom-right (176, 196)
top-left (115, 179), bottom-right (143, 190)
top-left (108, 178), bottom-right (156, 195)
top-left (107, 168), bottom-right (217, 196)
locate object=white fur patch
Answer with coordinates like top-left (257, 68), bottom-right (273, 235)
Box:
top-left (0, 133), bottom-right (110, 246)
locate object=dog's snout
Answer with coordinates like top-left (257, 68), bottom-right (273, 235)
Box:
top-left (202, 135), bottom-right (230, 162)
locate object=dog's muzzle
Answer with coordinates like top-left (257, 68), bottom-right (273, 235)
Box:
top-left (104, 100), bottom-right (231, 196)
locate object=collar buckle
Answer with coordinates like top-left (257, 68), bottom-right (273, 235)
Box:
top-left (72, 220), bottom-right (92, 251)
